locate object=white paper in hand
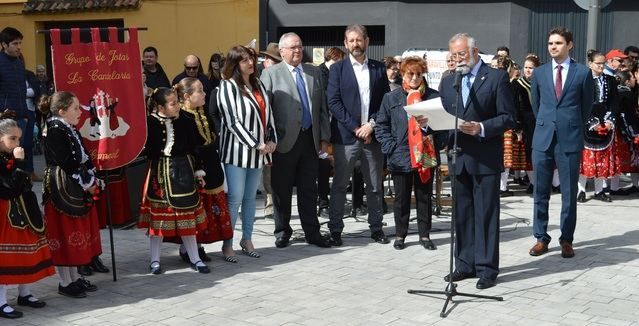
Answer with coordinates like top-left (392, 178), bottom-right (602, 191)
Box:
top-left (404, 98), bottom-right (465, 130)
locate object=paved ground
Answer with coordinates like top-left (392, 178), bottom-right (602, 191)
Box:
top-left (4, 154), bottom-right (639, 325)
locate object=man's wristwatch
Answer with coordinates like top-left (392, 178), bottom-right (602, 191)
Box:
top-left (368, 119), bottom-right (376, 128)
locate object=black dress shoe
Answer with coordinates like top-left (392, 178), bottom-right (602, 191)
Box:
top-left (17, 295), bottom-right (46, 308)
top-left (593, 192), bottom-right (612, 202)
top-left (577, 191), bottom-right (587, 203)
top-left (329, 232), bottom-right (342, 247)
top-left (149, 261), bottom-right (162, 275)
top-left (198, 246), bottom-right (212, 262)
top-left (370, 230), bottom-right (390, 244)
top-left (419, 239), bottom-right (437, 250)
top-left (77, 265), bottom-right (93, 276)
top-left (275, 236), bottom-right (291, 248)
top-left (190, 261), bottom-right (211, 274)
top-left (90, 256), bottom-right (110, 273)
top-left (307, 238), bottom-right (332, 248)
top-left (74, 278), bottom-right (98, 292)
top-left (0, 304), bottom-right (23, 319)
top-left (444, 270), bottom-right (476, 282)
top-left (499, 190), bottom-right (514, 197)
top-left (393, 239), bottom-right (405, 250)
top-left (58, 282), bottom-right (87, 298)
top-left (476, 278), bottom-right (497, 289)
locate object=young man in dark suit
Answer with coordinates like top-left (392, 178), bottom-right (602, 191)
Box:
top-left (439, 33), bottom-right (516, 290)
top-left (326, 24), bottom-right (390, 246)
top-left (529, 27), bottom-right (594, 259)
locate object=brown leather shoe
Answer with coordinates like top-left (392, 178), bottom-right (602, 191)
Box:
top-left (560, 241), bottom-right (575, 258)
top-left (529, 241), bottom-right (549, 256)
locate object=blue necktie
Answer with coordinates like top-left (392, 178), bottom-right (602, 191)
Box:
top-left (461, 74), bottom-right (472, 106)
top-left (294, 66), bottom-right (312, 129)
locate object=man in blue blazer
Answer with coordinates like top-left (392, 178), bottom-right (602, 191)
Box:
top-left (439, 33), bottom-right (515, 289)
top-left (326, 24), bottom-right (390, 246)
top-left (529, 27), bottom-right (593, 259)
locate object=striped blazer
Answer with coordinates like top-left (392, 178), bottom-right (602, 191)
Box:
top-left (217, 78), bottom-right (278, 168)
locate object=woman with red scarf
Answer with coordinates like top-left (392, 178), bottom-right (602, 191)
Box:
top-left (375, 56), bottom-right (440, 250)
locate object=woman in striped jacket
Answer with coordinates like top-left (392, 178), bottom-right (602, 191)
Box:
top-left (217, 45), bottom-right (277, 259)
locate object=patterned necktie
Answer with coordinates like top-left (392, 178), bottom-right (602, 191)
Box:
top-left (294, 66), bottom-right (312, 129)
top-left (461, 74), bottom-right (471, 106)
top-left (555, 65), bottom-right (563, 100)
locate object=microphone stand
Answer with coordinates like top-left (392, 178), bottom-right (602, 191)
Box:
top-left (407, 70), bottom-right (503, 317)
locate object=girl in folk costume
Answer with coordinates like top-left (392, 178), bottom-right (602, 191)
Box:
top-left (512, 54), bottom-right (540, 194)
top-left (0, 116), bottom-right (55, 319)
top-left (493, 56), bottom-right (526, 196)
top-left (615, 69), bottom-right (639, 193)
top-left (41, 91), bottom-right (102, 299)
top-left (577, 51), bottom-right (620, 203)
top-left (176, 77), bottom-right (233, 263)
top-left (138, 87), bottom-right (210, 274)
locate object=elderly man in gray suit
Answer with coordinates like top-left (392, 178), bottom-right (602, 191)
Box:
top-left (260, 32), bottom-right (332, 248)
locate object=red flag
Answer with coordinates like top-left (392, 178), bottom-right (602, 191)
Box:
top-left (50, 27), bottom-right (146, 170)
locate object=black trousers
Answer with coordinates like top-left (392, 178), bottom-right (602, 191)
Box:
top-left (453, 167), bottom-right (500, 281)
top-left (271, 129), bottom-right (322, 241)
top-left (317, 158), bottom-right (331, 209)
top-left (392, 170), bottom-right (433, 238)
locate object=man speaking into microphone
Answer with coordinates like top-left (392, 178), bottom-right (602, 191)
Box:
top-left (438, 33), bottom-right (516, 289)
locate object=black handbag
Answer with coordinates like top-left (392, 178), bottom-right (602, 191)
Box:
top-left (45, 166), bottom-right (90, 216)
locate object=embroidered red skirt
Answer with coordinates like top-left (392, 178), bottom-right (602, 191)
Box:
top-left (0, 200), bottom-right (56, 284)
top-left (616, 130), bottom-right (639, 173)
top-left (138, 198), bottom-right (207, 238)
top-left (580, 142), bottom-right (620, 178)
top-left (44, 202), bottom-right (102, 266)
top-left (95, 176), bottom-right (132, 228)
top-left (197, 190), bottom-right (233, 243)
top-left (503, 130), bottom-right (528, 170)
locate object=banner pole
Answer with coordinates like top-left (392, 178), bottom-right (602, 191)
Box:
top-left (104, 170), bottom-right (118, 282)
top-left (36, 27), bottom-right (148, 34)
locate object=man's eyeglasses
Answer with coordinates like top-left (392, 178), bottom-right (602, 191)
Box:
top-left (185, 65), bottom-right (199, 71)
top-left (450, 50), bottom-right (470, 60)
top-left (592, 62), bottom-right (605, 66)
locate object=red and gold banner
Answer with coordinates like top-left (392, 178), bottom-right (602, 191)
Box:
top-left (50, 27), bottom-right (146, 170)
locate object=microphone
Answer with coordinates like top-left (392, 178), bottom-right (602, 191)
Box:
top-left (453, 64), bottom-right (470, 92)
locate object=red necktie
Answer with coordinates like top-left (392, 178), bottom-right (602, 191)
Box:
top-left (555, 65), bottom-right (563, 100)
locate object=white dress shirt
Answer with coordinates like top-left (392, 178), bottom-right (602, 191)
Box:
top-left (552, 57), bottom-right (571, 90)
top-left (349, 54), bottom-right (370, 126)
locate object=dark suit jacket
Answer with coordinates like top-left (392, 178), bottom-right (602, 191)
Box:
top-left (530, 60), bottom-right (594, 153)
top-left (327, 57), bottom-right (390, 145)
top-left (260, 62), bottom-right (330, 153)
top-left (439, 61), bottom-right (516, 175)
top-left (375, 87), bottom-right (440, 173)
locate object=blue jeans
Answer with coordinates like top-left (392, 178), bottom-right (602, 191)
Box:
top-left (17, 111), bottom-right (36, 173)
top-left (223, 164), bottom-right (262, 247)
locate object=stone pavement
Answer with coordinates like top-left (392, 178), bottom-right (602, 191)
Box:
top-left (4, 154), bottom-right (639, 326)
